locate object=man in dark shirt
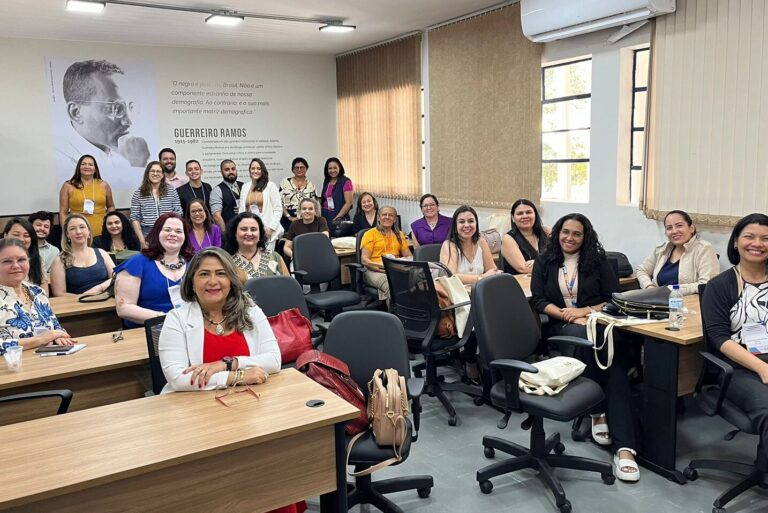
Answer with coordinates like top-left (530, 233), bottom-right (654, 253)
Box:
top-left (210, 159), bottom-right (243, 232)
top-left (176, 159), bottom-right (212, 215)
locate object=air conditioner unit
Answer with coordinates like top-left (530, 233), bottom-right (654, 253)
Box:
top-left (521, 0), bottom-right (675, 43)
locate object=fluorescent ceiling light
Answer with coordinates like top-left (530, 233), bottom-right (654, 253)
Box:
top-left (319, 23), bottom-right (356, 33)
top-left (205, 13), bottom-right (244, 26)
top-left (66, 0), bottom-right (106, 13)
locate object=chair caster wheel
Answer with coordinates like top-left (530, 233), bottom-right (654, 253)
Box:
top-left (712, 508), bottom-right (726, 513)
top-left (571, 429), bottom-right (585, 442)
top-left (473, 396), bottom-right (484, 406)
top-left (484, 446), bottom-right (495, 459)
top-left (479, 480), bottom-right (493, 494)
top-left (553, 442), bottom-right (565, 455)
top-left (558, 500), bottom-right (572, 513)
top-left (602, 474), bottom-right (616, 485)
top-left (417, 487), bottom-right (431, 499)
top-left (683, 467), bottom-right (698, 481)
top-left (448, 416), bottom-right (457, 426)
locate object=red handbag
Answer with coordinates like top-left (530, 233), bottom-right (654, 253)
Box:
top-left (267, 308), bottom-right (313, 365)
top-left (296, 350), bottom-right (369, 435)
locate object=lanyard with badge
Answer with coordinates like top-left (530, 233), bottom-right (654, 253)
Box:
top-left (82, 182), bottom-right (96, 215)
top-left (561, 264), bottom-right (577, 307)
top-left (743, 321), bottom-right (768, 355)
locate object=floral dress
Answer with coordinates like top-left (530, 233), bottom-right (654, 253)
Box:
top-left (0, 283), bottom-right (62, 354)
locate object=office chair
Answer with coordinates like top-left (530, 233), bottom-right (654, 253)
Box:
top-left (413, 243), bottom-right (442, 263)
top-left (472, 274), bottom-right (614, 513)
top-left (0, 389), bottom-right (73, 424)
top-left (353, 229), bottom-right (383, 306)
top-left (322, 311), bottom-right (432, 513)
top-left (291, 232), bottom-right (363, 321)
top-left (244, 275), bottom-right (324, 350)
top-left (144, 315), bottom-right (167, 395)
top-left (683, 283), bottom-right (767, 513)
top-left (383, 257), bottom-right (482, 426)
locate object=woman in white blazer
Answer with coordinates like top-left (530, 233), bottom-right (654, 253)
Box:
top-left (238, 158), bottom-right (284, 250)
top-left (159, 247), bottom-right (280, 393)
top-left (635, 210), bottom-right (720, 295)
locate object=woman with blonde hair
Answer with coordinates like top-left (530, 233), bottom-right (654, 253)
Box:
top-left (50, 214), bottom-right (114, 296)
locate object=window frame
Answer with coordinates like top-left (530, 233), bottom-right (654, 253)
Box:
top-left (629, 47), bottom-right (650, 205)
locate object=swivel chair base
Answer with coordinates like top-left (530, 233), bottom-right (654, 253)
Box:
top-left (477, 417), bottom-right (615, 513)
top-left (684, 444), bottom-right (767, 513)
top-left (423, 354), bottom-right (482, 426)
top-left (347, 472), bottom-right (434, 513)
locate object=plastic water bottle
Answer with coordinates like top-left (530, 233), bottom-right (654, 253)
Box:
top-left (667, 284), bottom-right (684, 330)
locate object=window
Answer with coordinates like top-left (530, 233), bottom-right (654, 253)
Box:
top-left (541, 58), bottom-right (592, 203)
top-left (629, 48), bottom-right (649, 205)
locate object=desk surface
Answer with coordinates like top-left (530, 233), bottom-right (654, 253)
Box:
top-left (618, 295), bottom-right (702, 346)
top-left (0, 368), bottom-right (359, 511)
top-left (0, 328), bottom-right (145, 391)
top-left (49, 295), bottom-right (117, 318)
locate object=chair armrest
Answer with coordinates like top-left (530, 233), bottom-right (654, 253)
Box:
top-left (290, 270), bottom-right (307, 287)
top-left (0, 389), bottom-right (73, 415)
top-left (696, 351), bottom-right (734, 416)
top-left (344, 262), bottom-right (366, 273)
top-left (539, 313), bottom-right (550, 325)
top-left (344, 263), bottom-right (367, 293)
top-left (547, 335), bottom-right (593, 349)
top-left (440, 300), bottom-right (471, 311)
top-left (490, 359), bottom-right (537, 410)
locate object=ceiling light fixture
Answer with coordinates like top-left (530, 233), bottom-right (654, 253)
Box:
top-left (66, 0), bottom-right (106, 13)
top-left (205, 12), bottom-right (244, 26)
top-left (319, 23), bottom-right (356, 33)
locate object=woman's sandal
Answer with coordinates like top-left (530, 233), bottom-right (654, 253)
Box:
top-left (614, 447), bottom-right (640, 482)
top-left (590, 413), bottom-right (612, 446)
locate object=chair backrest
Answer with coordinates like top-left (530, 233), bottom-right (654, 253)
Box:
top-left (292, 232), bottom-right (341, 285)
top-left (472, 274), bottom-right (540, 367)
top-left (244, 276), bottom-right (311, 319)
top-left (355, 229), bottom-right (369, 264)
top-left (322, 311), bottom-right (411, 399)
top-left (382, 258), bottom-right (440, 339)
top-left (413, 243), bottom-right (442, 263)
top-left (144, 315), bottom-right (167, 395)
top-left (607, 256), bottom-right (620, 280)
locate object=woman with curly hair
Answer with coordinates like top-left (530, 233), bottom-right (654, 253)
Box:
top-left (238, 158), bottom-right (283, 250)
top-left (530, 213), bottom-right (640, 482)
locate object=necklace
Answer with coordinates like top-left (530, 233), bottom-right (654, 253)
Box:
top-left (205, 315), bottom-right (226, 335)
top-left (18, 285), bottom-right (34, 308)
top-left (160, 257), bottom-right (185, 270)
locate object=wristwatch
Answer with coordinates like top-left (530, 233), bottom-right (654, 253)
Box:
top-left (222, 356), bottom-right (234, 371)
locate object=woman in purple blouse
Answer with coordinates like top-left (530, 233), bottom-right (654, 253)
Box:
top-left (186, 198), bottom-right (221, 253)
top-left (410, 194), bottom-right (452, 247)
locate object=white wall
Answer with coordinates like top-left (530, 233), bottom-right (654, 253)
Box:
top-left (0, 37), bottom-right (337, 214)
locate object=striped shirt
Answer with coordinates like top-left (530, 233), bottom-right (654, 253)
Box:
top-left (130, 186), bottom-right (183, 229)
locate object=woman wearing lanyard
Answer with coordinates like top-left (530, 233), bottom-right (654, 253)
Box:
top-left (320, 157), bottom-right (354, 225)
top-left (186, 198), bottom-right (221, 254)
top-left (115, 213), bottom-right (193, 329)
top-left (58, 155), bottom-right (116, 237)
top-left (530, 213), bottom-right (640, 482)
top-left (238, 158), bottom-right (283, 251)
top-left (130, 161), bottom-right (183, 247)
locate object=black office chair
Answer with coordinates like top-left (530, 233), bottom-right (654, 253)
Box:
top-left (144, 315), bottom-right (167, 395)
top-left (353, 229), bottom-right (383, 306)
top-left (472, 274), bottom-right (614, 513)
top-left (683, 283), bottom-right (767, 513)
top-left (322, 311), bottom-right (432, 513)
top-left (244, 275), bottom-right (324, 349)
top-left (291, 232), bottom-right (363, 321)
top-left (0, 389), bottom-right (73, 422)
top-left (413, 243), bottom-right (442, 263)
top-left (383, 257), bottom-right (482, 426)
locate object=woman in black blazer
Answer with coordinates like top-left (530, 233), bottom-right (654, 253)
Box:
top-left (530, 213), bottom-right (639, 482)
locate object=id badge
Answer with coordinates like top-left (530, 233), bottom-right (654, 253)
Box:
top-left (742, 322), bottom-right (768, 355)
top-left (249, 204), bottom-right (261, 216)
top-left (83, 199), bottom-right (95, 214)
top-left (168, 284), bottom-right (184, 310)
top-left (326, 197), bottom-right (335, 210)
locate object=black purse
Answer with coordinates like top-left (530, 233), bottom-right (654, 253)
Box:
top-left (78, 273), bottom-right (116, 303)
top-left (611, 287), bottom-right (670, 319)
top-left (330, 219), bottom-right (354, 238)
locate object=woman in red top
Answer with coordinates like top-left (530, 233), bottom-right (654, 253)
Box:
top-left (159, 247), bottom-right (303, 513)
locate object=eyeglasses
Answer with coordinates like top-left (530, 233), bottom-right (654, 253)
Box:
top-left (421, 203), bottom-right (437, 209)
top-left (215, 381), bottom-right (260, 407)
top-left (111, 331), bottom-right (124, 343)
top-left (77, 100), bottom-right (135, 119)
top-left (190, 209), bottom-right (206, 215)
top-left (0, 257), bottom-right (29, 267)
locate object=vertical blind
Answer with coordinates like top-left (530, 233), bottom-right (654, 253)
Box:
top-left (428, 4), bottom-right (542, 208)
top-left (336, 34), bottom-right (422, 199)
top-left (644, 0), bottom-right (768, 225)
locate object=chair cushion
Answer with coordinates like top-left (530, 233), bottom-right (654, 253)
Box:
top-left (700, 387), bottom-right (758, 435)
top-left (490, 376), bottom-right (603, 422)
top-left (305, 290), bottom-right (361, 309)
top-left (346, 418), bottom-right (413, 467)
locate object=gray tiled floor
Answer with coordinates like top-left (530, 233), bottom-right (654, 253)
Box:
top-left (309, 376), bottom-right (767, 513)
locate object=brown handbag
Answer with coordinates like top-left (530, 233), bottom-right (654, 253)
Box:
top-left (434, 279), bottom-right (457, 338)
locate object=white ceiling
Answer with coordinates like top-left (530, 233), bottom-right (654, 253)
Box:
top-left (0, 0), bottom-right (510, 55)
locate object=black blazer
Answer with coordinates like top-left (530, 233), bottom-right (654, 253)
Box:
top-left (530, 255), bottom-right (618, 314)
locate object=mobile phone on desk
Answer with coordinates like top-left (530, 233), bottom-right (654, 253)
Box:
top-left (35, 344), bottom-right (86, 356)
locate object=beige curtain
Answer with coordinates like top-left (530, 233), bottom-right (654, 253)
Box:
top-left (428, 4), bottom-right (542, 208)
top-left (644, 0), bottom-right (768, 226)
top-left (336, 35), bottom-right (422, 199)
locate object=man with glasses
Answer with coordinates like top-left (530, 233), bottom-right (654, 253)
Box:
top-left (209, 159), bottom-right (243, 232)
top-left (58, 59), bottom-right (150, 174)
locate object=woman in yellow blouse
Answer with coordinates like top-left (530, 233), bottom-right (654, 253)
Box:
top-left (58, 155), bottom-right (115, 237)
top-left (360, 206), bottom-right (411, 302)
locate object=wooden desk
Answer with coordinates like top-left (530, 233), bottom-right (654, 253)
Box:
top-left (0, 328), bottom-right (148, 425)
top-left (0, 369), bottom-right (359, 513)
top-left (511, 274), bottom-right (636, 300)
top-left (50, 295), bottom-right (121, 336)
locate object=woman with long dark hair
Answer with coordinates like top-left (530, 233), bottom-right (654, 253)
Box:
top-left (531, 213), bottom-right (639, 482)
top-left (58, 154), bottom-right (115, 237)
top-left (225, 212), bottom-right (288, 279)
top-left (501, 199), bottom-right (550, 275)
top-left (186, 198), bottom-right (221, 253)
top-left (439, 205), bottom-right (501, 285)
top-left (352, 192), bottom-right (378, 234)
top-left (238, 158), bottom-right (283, 250)
top-left (94, 211), bottom-right (142, 253)
top-left (130, 161), bottom-right (183, 246)
top-left (320, 157), bottom-right (354, 225)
